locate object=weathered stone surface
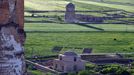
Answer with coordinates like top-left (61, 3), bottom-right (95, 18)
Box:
top-left (0, 25), bottom-right (25, 75)
top-left (0, 0), bottom-right (25, 75)
top-left (75, 14), bottom-right (103, 23)
top-left (16, 0), bottom-right (24, 29)
top-left (65, 3), bottom-right (103, 23)
top-left (65, 3), bottom-right (76, 23)
top-left (0, 0), bottom-right (24, 29)
top-left (0, 0), bottom-right (10, 24)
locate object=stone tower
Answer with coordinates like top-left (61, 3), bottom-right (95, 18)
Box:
top-left (65, 3), bottom-right (76, 23)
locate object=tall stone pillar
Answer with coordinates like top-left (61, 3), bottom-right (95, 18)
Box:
top-left (65, 3), bottom-right (76, 23)
top-left (0, 0), bottom-right (26, 75)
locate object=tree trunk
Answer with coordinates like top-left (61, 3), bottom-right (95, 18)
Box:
top-left (0, 0), bottom-right (26, 75)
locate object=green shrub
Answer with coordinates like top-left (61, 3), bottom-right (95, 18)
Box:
top-left (78, 70), bottom-right (96, 75)
top-left (68, 72), bottom-right (77, 75)
top-left (116, 70), bottom-right (130, 75)
top-left (85, 63), bottom-right (95, 70)
top-left (100, 66), bottom-right (118, 74)
top-left (100, 64), bottom-right (131, 75)
top-left (78, 70), bottom-right (89, 75)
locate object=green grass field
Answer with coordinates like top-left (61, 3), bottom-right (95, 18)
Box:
top-left (25, 0), bottom-right (134, 24)
top-left (25, 23), bottom-right (95, 31)
top-left (25, 23), bottom-right (134, 32)
top-left (24, 0), bottom-right (134, 57)
top-left (75, 0), bottom-right (134, 12)
top-left (24, 1), bottom-right (134, 75)
top-left (25, 0), bottom-right (134, 11)
top-left (24, 23), bottom-right (134, 57)
top-left (25, 32), bottom-right (134, 56)
top-left (25, 0), bottom-right (69, 10)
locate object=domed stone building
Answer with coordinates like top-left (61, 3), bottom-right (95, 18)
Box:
top-left (53, 51), bottom-right (85, 73)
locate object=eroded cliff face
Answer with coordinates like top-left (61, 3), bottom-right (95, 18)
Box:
top-left (0, 0), bottom-right (25, 75)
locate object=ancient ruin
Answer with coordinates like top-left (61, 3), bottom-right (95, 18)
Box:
top-left (65, 3), bottom-right (103, 23)
top-left (65, 3), bottom-right (76, 23)
top-left (0, 0), bottom-right (26, 75)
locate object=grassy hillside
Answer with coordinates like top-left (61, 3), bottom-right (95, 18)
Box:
top-left (25, 0), bottom-right (134, 21)
top-left (24, 23), bottom-right (134, 57)
top-left (86, 0), bottom-right (134, 5)
top-left (25, 0), bottom-right (134, 12)
top-left (25, 0), bottom-right (69, 10)
top-left (24, 0), bottom-right (134, 57)
top-left (75, 0), bottom-right (134, 12)
top-left (25, 1), bottom-right (134, 75)
top-left (25, 23), bottom-right (134, 32)
top-left (25, 0), bottom-right (116, 11)
top-left (25, 31), bottom-right (134, 56)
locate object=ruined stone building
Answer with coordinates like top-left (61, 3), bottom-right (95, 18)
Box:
top-left (65, 3), bottom-right (76, 23)
top-left (65, 3), bottom-right (103, 23)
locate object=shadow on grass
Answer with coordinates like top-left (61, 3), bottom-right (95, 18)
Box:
top-left (75, 23), bottom-right (104, 31)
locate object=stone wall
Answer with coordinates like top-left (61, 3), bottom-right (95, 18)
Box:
top-left (75, 14), bottom-right (103, 23)
top-left (65, 3), bottom-right (104, 23)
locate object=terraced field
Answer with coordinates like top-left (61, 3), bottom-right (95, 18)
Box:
top-left (25, 0), bottom-right (69, 10)
top-left (86, 0), bottom-right (134, 5)
top-left (75, 0), bottom-right (134, 12)
top-left (24, 0), bottom-right (134, 57)
top-left (25, 0), bottom-right (134, 11)
top-left (25, 33), bottom-right (134, 56)
top-left (24, 23), bottom-right (134, 57)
